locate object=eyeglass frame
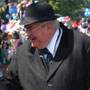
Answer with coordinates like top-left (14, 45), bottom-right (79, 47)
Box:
top-left (25, 22), bottom-right (47, 33)
top-left (25, 23), bottom-right (46, 33)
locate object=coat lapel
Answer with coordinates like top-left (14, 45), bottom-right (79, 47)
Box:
top-left (26, 45), bottom-right (48, 75)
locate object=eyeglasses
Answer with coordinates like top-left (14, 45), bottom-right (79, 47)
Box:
top-left (25, 23), bottom-right (46, 33)
top-left (25, 26), bottom-right (41, 33)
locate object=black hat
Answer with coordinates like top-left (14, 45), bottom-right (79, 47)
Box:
top-left (19, 2), bottom-right (60, 25)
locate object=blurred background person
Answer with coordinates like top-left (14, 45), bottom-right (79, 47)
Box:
top-left (2, 32), bottom-right (11, 70)
top-left (80, 17), bottom-right (88, 34)
top-left (13, 31), bottom-right (22, 54)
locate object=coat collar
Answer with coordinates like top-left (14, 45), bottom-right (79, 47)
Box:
top-left (46, 22), bottom-right (74, 81)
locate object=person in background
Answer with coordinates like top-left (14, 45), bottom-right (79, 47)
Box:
top-left (72, 21), bottom-right (78, 30)
top-left (88, 24), bottom-right (90, 33)
top-left (2, 32), bottom-right (11, 70)
top-left (0, 29), bottom-right (3, 64)
top-left (13, 31), bottom-right (22, 54)
top-left (80, 17), bottom-right (88, 34)
top-left (0, 2), bottom-right (90, 90)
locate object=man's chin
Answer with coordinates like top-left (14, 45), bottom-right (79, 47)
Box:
top-left (31, 43), bottom-right (37, 48)
top-left (31, 43), bottom-right (35, 47)
top-left (31, 43), bottom-right (41, 49)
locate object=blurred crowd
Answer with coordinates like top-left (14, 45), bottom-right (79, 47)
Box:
top-left (57, 16), bottom-right (90, 36)
top-left (68, 17), bottom-right (90, 36)
top-left (0, 28), bottom-right (29, 74)
top-left (0, 0), bottom-right (33, 74)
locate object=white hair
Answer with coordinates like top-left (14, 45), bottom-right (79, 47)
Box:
top-left (39, 20), bottom-right (60, 30)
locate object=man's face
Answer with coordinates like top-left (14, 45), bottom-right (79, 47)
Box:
top-left (24, 23), bottom-right (55, 49)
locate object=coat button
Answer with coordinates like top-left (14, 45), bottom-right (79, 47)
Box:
top-left (48, 83), bottom-right (53, 87)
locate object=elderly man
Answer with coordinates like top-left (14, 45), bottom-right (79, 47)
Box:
top-left (0, 2), bottom-right (90, 90)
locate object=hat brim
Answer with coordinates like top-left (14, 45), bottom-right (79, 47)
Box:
top-left (19, 14), bottom-right (60, 25)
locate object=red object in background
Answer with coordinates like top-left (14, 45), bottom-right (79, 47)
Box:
top-left (78, 21), bottom-right (81, 26)
top-left (72, 21), bottom-right (78, 28)
top-left (65, 16), bottom-right (71, 22)
top-left (62, 20), bottom-right (66, 24)
top-left (88, 27), bottom-right (90, 31)
top-left (10, 23), bottom-right (15, 29)
top-left (8, 34), bottom-right (13, 38)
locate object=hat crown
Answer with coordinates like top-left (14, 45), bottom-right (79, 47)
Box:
top-left (20, 2), bottom-right (60, 25)
top-left (25, 2), bottom-right (54, 19)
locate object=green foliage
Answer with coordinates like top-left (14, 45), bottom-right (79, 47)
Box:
top-left (0, 0), bottom-right (90, 22)
top-left (39, 0), bottom-right (90, 21)
top-left (0, 6), bottom-right (5, 15)
top-left (0, 0), bottom-right (4, 2)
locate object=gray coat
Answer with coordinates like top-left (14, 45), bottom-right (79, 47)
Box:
top-left (0, 23), bottom-right (90, 90)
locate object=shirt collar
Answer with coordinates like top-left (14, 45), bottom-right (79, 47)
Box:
top-left (47, 27), bottom-right (63, 57)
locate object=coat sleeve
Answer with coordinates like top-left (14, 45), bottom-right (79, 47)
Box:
top-left (0, 49), bottom-right (23, 90)
top-left (87, 42), bottom-right (90, 90)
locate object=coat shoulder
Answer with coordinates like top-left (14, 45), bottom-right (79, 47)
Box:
top-left (17, 40), bottom-right (31, 53)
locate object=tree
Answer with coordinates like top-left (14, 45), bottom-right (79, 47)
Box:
top-left (39, 0), bottom-right (89, 21)
top-left (0, 0), bottom-right (4, 2)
